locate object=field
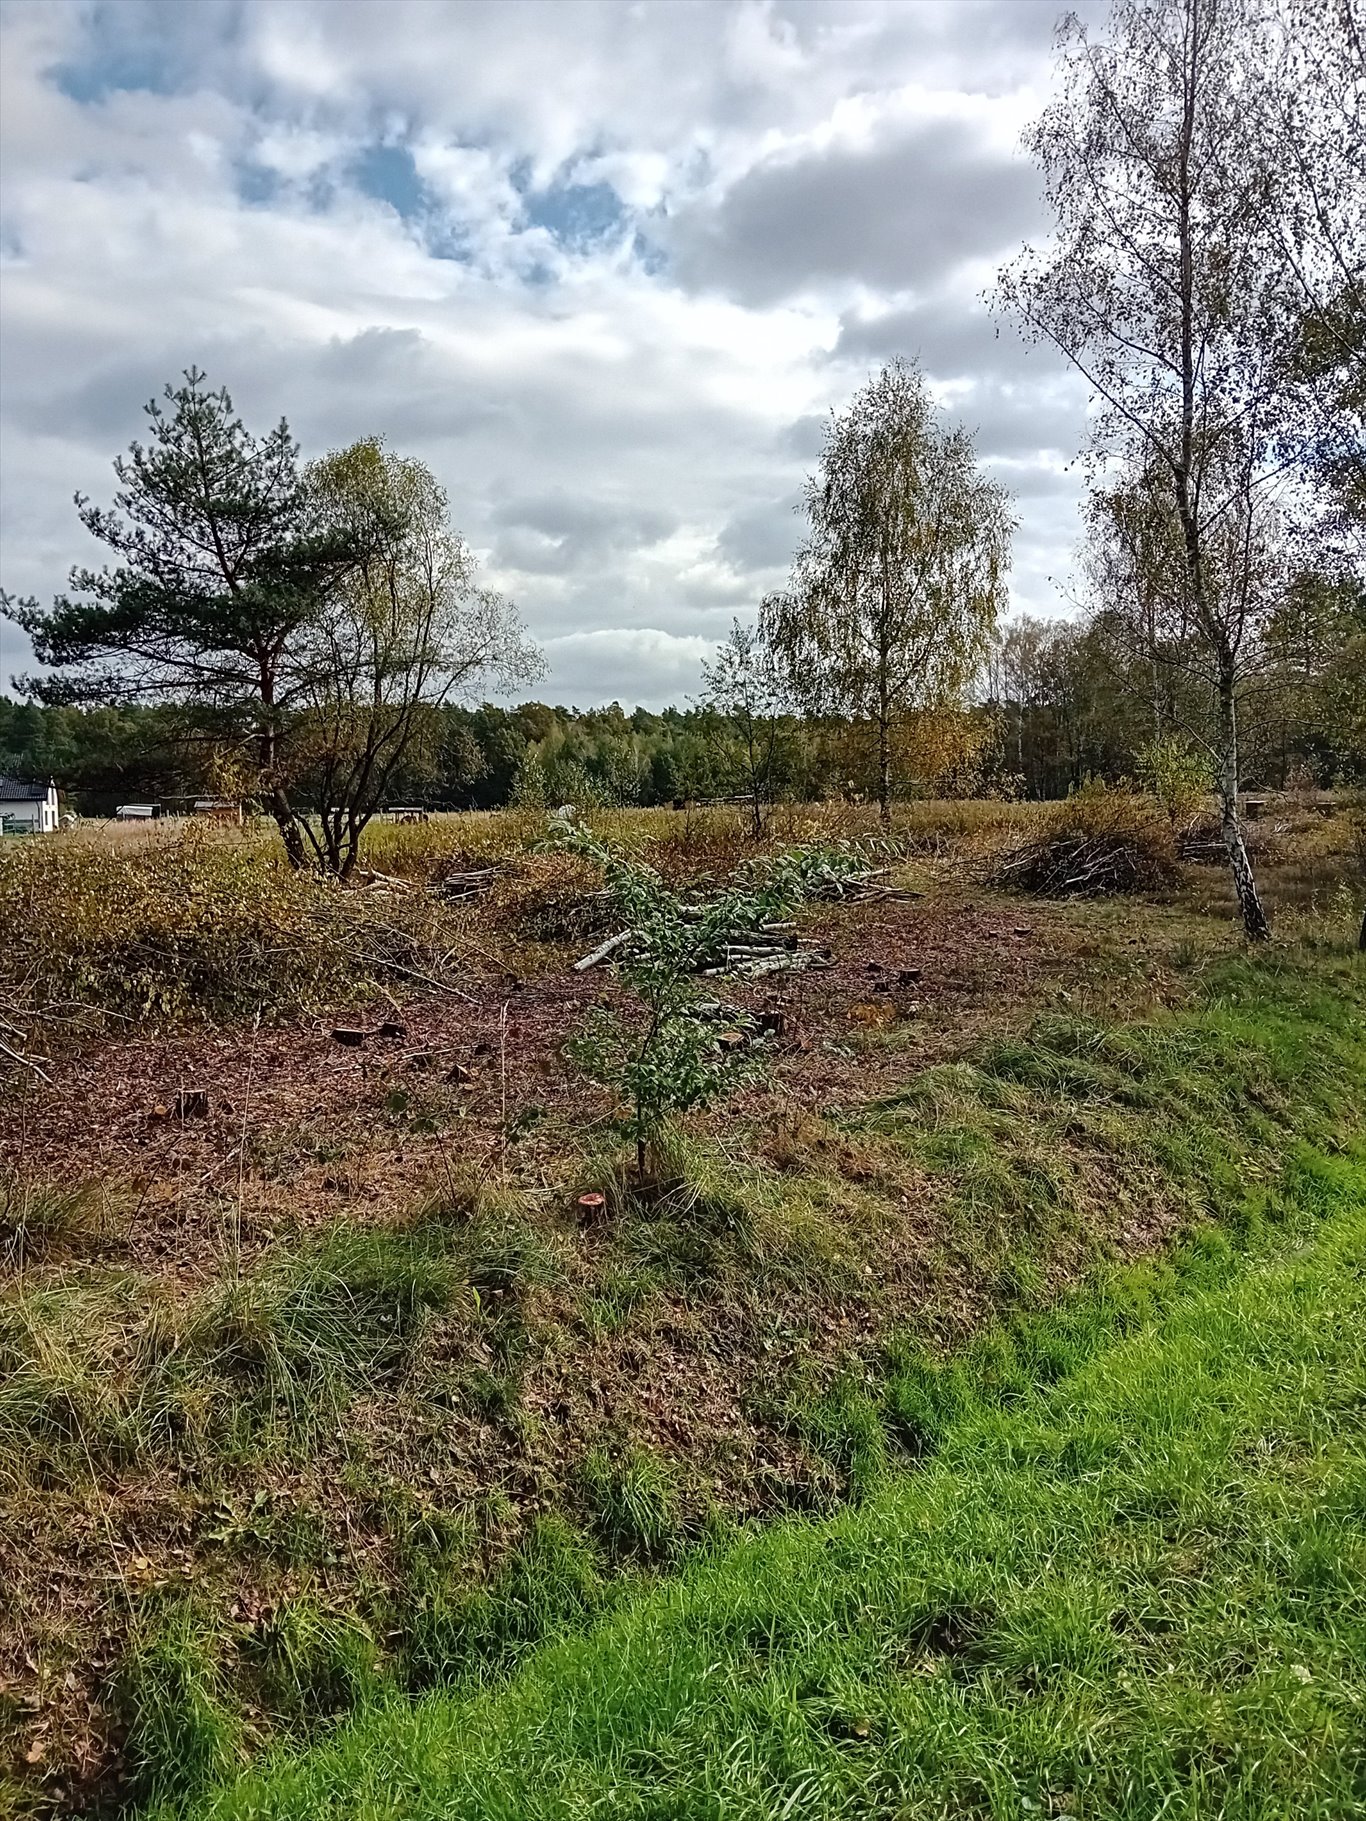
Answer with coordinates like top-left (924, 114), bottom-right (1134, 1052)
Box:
top-left (1, 798), bottom-right (1362, 1820)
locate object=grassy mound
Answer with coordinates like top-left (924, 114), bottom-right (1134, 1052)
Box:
top-left (6, 940), bottom-right (1364, 1816)
top-left (179, 1147), bottom-right (1366, 1821)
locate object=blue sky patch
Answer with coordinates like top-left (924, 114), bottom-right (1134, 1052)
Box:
top-left (350, 144), bottom-right (428, 220)
top-left (233, 160), bottom-right (284, 208)
top-left (523, 180), bottom-right (627, 251)
top-left (50, 0), bottom-right (193, 104)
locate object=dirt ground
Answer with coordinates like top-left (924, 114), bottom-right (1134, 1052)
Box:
top-left (0, 884), bottom-right (1148, 1285)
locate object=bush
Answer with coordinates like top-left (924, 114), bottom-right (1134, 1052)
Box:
top-left (0, 827), bottom-right (351, 1024)
top-left (991, 781), bottom-right (1179, 898)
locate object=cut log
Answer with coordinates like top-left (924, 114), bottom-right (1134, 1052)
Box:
top-left (573, 928), bottom-right (633, 972)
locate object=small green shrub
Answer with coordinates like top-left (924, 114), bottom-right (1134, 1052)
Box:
top-left (552, 818), bottom-right (866, 1178)
top-left (1135, 735), bottom-right (1210, 830)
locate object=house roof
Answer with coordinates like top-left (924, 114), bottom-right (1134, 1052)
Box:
top-left (0, 776), bottom-right (52, 801)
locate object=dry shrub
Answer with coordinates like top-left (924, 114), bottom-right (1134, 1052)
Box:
top-left (991, 782), bottom-right (1179, 899)
top-left (0, 826), bottom-right (420, 1029)
top-left (355, 800), bottom-right (1033, 892)
top-left (894, 798), bottom-right (1037, 858)
top-left (486, 850), bottom-right (610, 940)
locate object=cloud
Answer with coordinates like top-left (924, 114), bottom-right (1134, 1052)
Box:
top-left (661, 115), bottom-right (1044, 306)
top-left (490, 493), bottom-right (677, 575)
top-left (831, 294), bottom-right (1024, 383)
top-left (717, 497), bottom-right (802, 574)
top-left (538, 627), bottom-right (718, 709)
top-left (0, 0), bottom-right (1093, 703)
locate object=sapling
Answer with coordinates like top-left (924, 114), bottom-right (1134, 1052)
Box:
top-left (552, 817), bottom-right (864, 1182)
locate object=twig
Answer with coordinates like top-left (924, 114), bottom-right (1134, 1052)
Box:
top-left (499, 999), bottom-right (509, 1185)
top-left (337, 946), bottom-right (477, 1003)
top-left (0, 1036), bottom-right (51, 1083)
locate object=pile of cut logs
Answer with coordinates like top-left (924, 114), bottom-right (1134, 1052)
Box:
top-left (799, 863), bottom-right (920, 906)
top-left (574, 863), bottom-right (918, 979)
top-left (574, 921), bottom-right (832, 979)
top-left (433, 865), bottom-right (507, 902)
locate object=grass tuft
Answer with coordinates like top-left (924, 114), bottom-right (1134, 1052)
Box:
top-left (247, 1601), bottom-right (381, 1727)
top-left (581, 1442), bottom-right (683, 1565)
top-left (406, 1516), bottom-right (608, 1692)
top-left (119, 1600), bottom-right (242, 1811)
top-left (186, 1221), bottom-right (463, 1410)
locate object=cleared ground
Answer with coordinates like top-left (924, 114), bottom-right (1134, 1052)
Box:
top-left (1, 801), bottom-right (1361, 1817)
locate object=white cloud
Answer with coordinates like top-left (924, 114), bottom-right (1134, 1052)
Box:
top-left (0, 0), bottom-right (1095, 710)
top-left (539, 627), bottom-right (718, 709)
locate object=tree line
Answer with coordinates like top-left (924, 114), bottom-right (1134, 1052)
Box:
top-left (3, 570), bottom-right (1356, 821)
top-left (2, 0), bottom-right (1360, 938)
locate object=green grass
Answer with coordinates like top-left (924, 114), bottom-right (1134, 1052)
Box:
top-left (120, 1601), bottom-right (244, 1810)
top-left (0, 1196), bottom-right (562, 1490)
top-left (848, 951), bottom-right (1364, 1293)
top-left (179, 1144), bottom-right (1366, 1821)
top-left (404, 1515), bottom-right (610, 1693)
top-left (581, 1441), bottom-right (685, 1564)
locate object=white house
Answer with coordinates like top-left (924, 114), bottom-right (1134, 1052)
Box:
top-left (0, 776), bottom-right (59, 835)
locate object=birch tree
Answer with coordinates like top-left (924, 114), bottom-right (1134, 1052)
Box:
top-left (762, 361), bottom-right (1012, 826)
top-left (997, 0), bottom-right (1362, 939)
top-left (699, 620), bottom-right (791, 838)
top-left (297, 439), bottom-right (541, 876)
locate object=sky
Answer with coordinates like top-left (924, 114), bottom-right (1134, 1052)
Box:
top-left (0, 0), bottom-right (1099, 711)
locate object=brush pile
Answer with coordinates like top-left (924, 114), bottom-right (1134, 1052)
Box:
top-left (572, 845), bottom-right (915, 978)
top-left (992, 784), bottom-right (1179, 899)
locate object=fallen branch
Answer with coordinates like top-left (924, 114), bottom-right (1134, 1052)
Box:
top-left (337, 947), bottom-right (477, 1004)
top-left (0, 1035), bottom-right (52, 1083)
top-left (574, 929), bottom-right (634, 972)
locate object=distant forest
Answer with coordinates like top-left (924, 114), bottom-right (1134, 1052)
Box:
top-left (3, 587), bottom-right (1359, 816)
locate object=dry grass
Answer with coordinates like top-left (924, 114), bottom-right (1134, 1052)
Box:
top-left (0, 825), bottom-right (480, 1044)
